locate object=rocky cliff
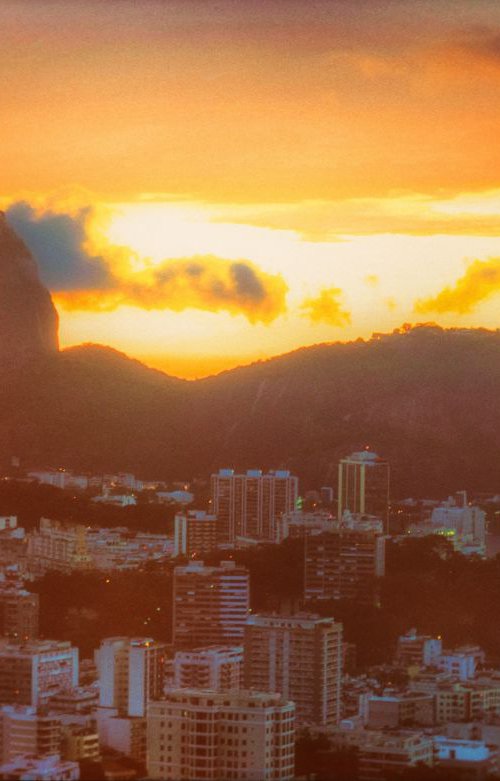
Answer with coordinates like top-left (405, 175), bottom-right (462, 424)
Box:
top-left (0, 212), bottom-right (58, 367)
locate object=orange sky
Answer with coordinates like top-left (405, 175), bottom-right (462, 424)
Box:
top-left (2, 0), bottom-right (500, 377)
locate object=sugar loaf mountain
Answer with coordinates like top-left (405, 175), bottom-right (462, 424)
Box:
top-left (1, 211), bottom-right (499, 497)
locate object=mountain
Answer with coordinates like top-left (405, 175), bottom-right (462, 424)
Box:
top-left (0, 326), bottom-right (498, 498)
top-left (0, 212), bottom-right (58, 367)
top-left (187, 325), bottom-right (500, 496)
top-left (0, 343), bottom-right (188, 479)
top-left (0, 218), bottom-right (499, 497)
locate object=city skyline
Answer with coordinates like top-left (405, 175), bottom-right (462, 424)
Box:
top-left (1, 3), bottom-right (500, 779)
top-left (2, 0), bottom-right (500, 377)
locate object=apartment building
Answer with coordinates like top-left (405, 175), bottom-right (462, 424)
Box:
top-left (61, 725), bottom-right (100, 763)
top-left (147, 689), bottom-right (295, 781)
top-left (338, 451), bottom-right (390, 532)
top-left (0, 706), bottom-right (61, 764)
top-left (95, 637), bottom-right (167, 718)
top-left (211, 469), bottom-right (298, 544)
top-left (173, 561), bottom-right (250, 650)
top-left (367, 693), bottom-right (435, 729)
top-left (0, 640), bottom-right (78, 707)
top-left (275, 510), bottom-right (334, 544)
top-left (172, 646), bottom-right (243, 691)
top-left (27, 518), bottom-right (92, 576)
top-left (358, 731), bottom-right (433, 780)
top-left (174, 511), bottom-right (217, 558)
top-left (244, 613), bottom-right (342, 727)
top-left (396, 629), bottom-right (443, 669)
top-left (304, 519), bottom-right (385, 604)
top-left (96, 708), bottom-right (147, 764)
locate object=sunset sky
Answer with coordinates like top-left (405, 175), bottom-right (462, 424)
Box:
top-left (2, 0), bottom-right (500, 377)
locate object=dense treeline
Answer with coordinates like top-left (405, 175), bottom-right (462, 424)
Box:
top-left (202, 537), bottom-right (305, 611)
top-left (0, 480), bottom-right (176, 533)
top-left (31, 569), bottom-right (173, 657)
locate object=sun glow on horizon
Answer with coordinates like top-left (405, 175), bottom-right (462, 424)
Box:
top-left (2, 0), bottom-right (500, 378)
top-left (39, 193), bottom-right (500, 379)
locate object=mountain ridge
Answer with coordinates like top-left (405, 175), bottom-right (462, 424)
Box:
top-left (7, 322), bottom-right (494, 498)
top-left (0, 212), bottom-right (58, 367)
top-left (1, 218), bottom-right (499, 497)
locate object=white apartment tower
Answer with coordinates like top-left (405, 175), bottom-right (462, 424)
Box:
top-left (211, 469), bottom-right (298, 544)
top-left (173, 561), bottom-right (250, 650)
top-left (95, 637), bottom-right (167, 718)
top-left (244, 613), bottom-right (342, 727)
top-left (147, 689), bottom-right (295, 781)
top-left (0, 640), bottom-right (78, 708)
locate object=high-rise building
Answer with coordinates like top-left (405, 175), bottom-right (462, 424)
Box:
top-left (95, 637), bottom-right (166, 764)
top-left (304, 517), bottom-right (386, 604)
top-left (337, 451), bottom-right (390, 531)
top-left (0, 706), bottom-right (62, 765)
top-left (172, 646), bottom-right (243, 691)
top-left (174, 511), bottom-right (217, 558)
top-left (95, 637), bottom-right (167, 718)
top-left (210, 469), bottom-right (298, 544)
top-left (243, 613), bottom-right (342, 727)
top-left (173, 561), bottom-right (250, 650)
top-left (0, 640), bottom-right (78, 708)
top-left (147, 689), bottom-right (295, 781)
top-left (0, 585), bottom-right (39, 640)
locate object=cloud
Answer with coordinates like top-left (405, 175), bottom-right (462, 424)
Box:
top-left (55, 255), bottom-right (288, 323)
top-left (415, 257), bottom-right (500, 314)
top-left (211, 194), bottom-right (500, 242)
top-left (5, 202), bottom-right (114, 291)
top-left (5, 202), bottom-right (287, 323)
top-left (59, 255), bottom-right (287, 323)
top-left (300, 287), bottom-right (351, 327)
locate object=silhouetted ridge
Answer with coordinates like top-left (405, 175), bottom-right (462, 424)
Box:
top-left (0, 324), bottom-right (498, 497)
top-left (1, 217), bottom-right (499, 494)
